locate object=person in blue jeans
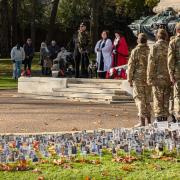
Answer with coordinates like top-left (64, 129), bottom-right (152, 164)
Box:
top-left (11, 43), bottom-right (25, 79)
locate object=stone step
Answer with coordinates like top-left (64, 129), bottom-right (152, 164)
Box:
top-left (64, 97), bottom-right (134, 104)
top-left (53, 91), bottom-right (133, 101)
top-left (110, 100), bottom-right (134, 104)
top-left (64, 97), bottom-right (133, 104)
top-left (66, 98), bottom-right (111, 104)
top-left (17, 93), bottom-right (134, 104)
top-left (53, 88), bottom-right (127, 96)
top-left (68, 78), bottom-right (123, 84)
top-left (68, 83), bottom-right (121, 89)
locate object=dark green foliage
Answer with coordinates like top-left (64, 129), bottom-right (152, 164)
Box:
top-left (0, 0), bottom-right (159, 55)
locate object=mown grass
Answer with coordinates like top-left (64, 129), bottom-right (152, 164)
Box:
top-left (0, 53), bottom-right (41, 90)
top-left (0, 52), bottom-right (96, 90)
top-left (0, 150), bottom-right (180, 180)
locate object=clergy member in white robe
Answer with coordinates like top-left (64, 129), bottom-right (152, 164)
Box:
top-left (95, 30), bottom-right (112, 79)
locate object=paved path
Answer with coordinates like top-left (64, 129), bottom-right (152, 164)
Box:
top-left (0, 90), bottom-right (138, 134)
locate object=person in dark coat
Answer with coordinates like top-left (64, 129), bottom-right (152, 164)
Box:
top-left (40, 42), bottom-right (52, 75)
top-left (72, 33), bottom-right (81, 78)
top-left (22, 38), bottom-right (34, 76)
top-left (75, 22), bottom-right (90, 78)
top-left (48, 40), bottom-right (60, 61)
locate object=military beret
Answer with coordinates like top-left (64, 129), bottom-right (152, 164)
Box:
top-left (157, 29), bottom-right (168, 39)
top-left (138, 33), bottom-right (147, 39)
top-left (157, 28), bottom-right (167, 34)
top-left (138, 33), bottom-right (147, 43)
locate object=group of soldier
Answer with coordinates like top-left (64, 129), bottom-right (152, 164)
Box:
top-left (128, 23), bottom-right (180, 127)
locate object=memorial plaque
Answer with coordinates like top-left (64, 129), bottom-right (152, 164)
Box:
top-left (169, 123), bottom-right (180, 131)
top-left (154, 121), bottom-right (169, 130)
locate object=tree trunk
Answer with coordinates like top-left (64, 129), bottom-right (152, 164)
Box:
top-left (46, 0), bottom-right (60, 44)
top-left (31, 0), bottom-right (36, 48)
top-left (0, 0), bottom-right (9, 57)
top-left (90, 0), bottom-right (101, 49)
top-left (11, 0), bottom-right (18, 47)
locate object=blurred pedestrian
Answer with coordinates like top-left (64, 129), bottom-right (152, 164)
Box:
top-left (147, 29), bottom-right (170, 122)
top-left (168, 22), bottom-right (180, 122)
top-left (75, 22), bottom-right (90, 78)
top-left (22, 38), bottom-right (34, 76)
top-left (40, 42), bottom-right (51, 75)
top-left (95, 30), bottom-right (112, 79)
top-left (48, 40), bottom-right (59, 61)
top-left (128, 33), bottom-right (151, 127)
top-left (10, 43), bottom-right (25, 79)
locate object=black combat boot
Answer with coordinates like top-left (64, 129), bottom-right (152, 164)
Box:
top-left (156, 116), bottom-right (162, 122)
top-left (134, 117), bottom-right (145, 128)
top-left (170, 114), bottom-right (177, 123)
top-left (162, 117), bottom-right (168, 121)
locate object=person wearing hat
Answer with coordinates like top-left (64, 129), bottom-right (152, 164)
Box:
top-left (112, 31), bottom-right (128, 68)
top-left (147, 29), bottom-right (171, 122)
top-left (168, 22), bottom-right (180, 122)
top-left (128, 33), bottom-right (151, 127)
top-left (75, 22), bottom-right (90, 78)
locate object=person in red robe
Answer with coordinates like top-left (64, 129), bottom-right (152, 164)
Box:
top-left (111, 31), bottom-right (129, 67)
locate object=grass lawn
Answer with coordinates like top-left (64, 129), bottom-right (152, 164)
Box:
top-left (0, 53), bottom-right (179, 180)
top-left (0, 53), bottom-right (41, 90)
top-left (0, 52), bottom-right (96, 90)
top-left (0, 77), bottom-right (17, 89)
top-left (0, 150), bottom-right (180, 180)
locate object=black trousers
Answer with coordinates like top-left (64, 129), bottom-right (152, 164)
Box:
top-left (75, 51), bottom-right (89, 78)
top-left (98, 71), bottom-right (107, 79)
top-left (24, 57), bottom-right (33, 71)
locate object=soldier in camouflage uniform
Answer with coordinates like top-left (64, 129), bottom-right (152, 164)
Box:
top-left (147, 29), bottom-right (171, 122)
top-left (168, 35), bottom-right (177, 123)
top-left (169, 86), bottom-right (176, 122)
top-left (128, 33), bottom-right (151, 127)
top-left (168, 23), bottom-right (180, 121)
top-left (75, 22), bottom-right (90, 78)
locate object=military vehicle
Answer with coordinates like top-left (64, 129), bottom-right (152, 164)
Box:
top-left (129, 7), bottom-right (180, 40)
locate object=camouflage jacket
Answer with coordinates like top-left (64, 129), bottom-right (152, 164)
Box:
top-left (147, 39), bottom-right (170, 86)
top-left (168, 34), bottom-right (180, 81)
top-left (128, 44), bottom-right (150, 86)
top-left (77, 30), bottom-right (90, 53)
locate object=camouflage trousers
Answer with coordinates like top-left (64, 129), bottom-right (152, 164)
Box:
top-left (169, 86), bottom-right (174, 115)
top-left (174, 81), bottom-right (180, 120)
top-left (133, 85), bottom-right (151, 118)
top-left (152, 85), bottom-right (171, 117)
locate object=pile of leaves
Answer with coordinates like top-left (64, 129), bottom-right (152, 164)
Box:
top-left (0, 160), bottom-right (32, 172)
top-left (112, 156), bottom-right (138, 163)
